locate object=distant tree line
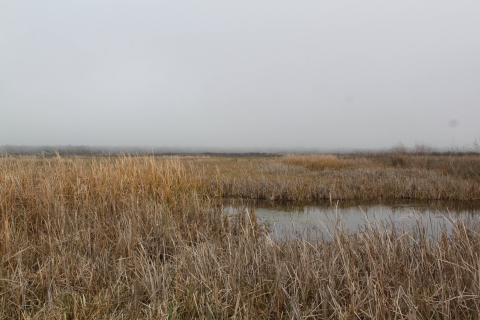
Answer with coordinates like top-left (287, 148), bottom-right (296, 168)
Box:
top-left (1, 142), bottom-right (478, 157)
top-left (0, 145), bottom-right (279, 157)
top-left (0, 145), bottom-right (181, 156)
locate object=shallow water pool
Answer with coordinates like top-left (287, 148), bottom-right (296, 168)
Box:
top-left (223, 199), bottom-right (480, 240)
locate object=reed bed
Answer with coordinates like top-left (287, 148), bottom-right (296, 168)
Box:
top-left (282, 154), bottom-right (356, 170)
top-left (189, 155), bottom-right (480, 201)
top-left (1, 154), bottom-right (480, 318)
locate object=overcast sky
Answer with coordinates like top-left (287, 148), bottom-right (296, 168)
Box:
top-left (2, 1), bottom-right (480, 150)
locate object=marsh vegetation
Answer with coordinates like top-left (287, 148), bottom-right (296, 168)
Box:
top-left (1, 151), bottom-right (480, 318)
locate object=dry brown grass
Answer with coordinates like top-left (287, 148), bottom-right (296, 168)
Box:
top-left (282, 154), bottom-right (355, 170)
top-left (1, 154), bottom-right (480, 318)
top-left (185, 154), bottom-right (480, 201)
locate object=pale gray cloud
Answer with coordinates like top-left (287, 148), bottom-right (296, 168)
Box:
top-left (2, 1), bottom-right (480, 150)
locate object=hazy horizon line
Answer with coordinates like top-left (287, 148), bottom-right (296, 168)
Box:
top-left (2, 143), bottom-right (478, 155)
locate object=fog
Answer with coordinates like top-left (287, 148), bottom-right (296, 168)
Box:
top-left (2, 1), bottom-right (480, 151)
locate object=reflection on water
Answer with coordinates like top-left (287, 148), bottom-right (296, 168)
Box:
top-left (223, 199), bottom-right (480, 240)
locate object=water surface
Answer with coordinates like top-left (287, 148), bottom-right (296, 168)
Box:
top-left (224, 199), bottom-right (480, 240)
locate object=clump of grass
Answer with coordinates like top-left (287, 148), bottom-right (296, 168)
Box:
top-left (1, 154), bottom-right (480, 318)
top-left (282, 154), bottom-right (352, 170)
top-left (390, 155), bottom-right (407, 167)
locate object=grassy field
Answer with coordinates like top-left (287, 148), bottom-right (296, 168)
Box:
top-left (1, 153), bottom-right (480, 318)
top-left (191, 152), bottom-right (480, 202)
